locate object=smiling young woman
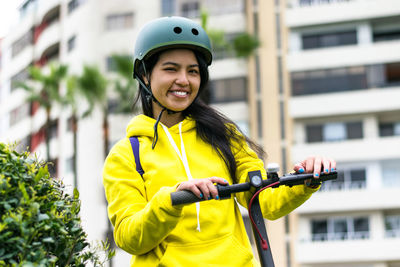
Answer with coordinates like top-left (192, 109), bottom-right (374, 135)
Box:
top-left (102, 16), bottom-right (336, 267)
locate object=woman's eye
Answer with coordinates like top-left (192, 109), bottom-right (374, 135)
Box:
top-left (189, 69), bottom-right (199, 74)
top-left (164, 67), bottom-right (176, 71)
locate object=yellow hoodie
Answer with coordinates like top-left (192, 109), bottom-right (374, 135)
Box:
top-left (103, 115), bottom-right (319, 266)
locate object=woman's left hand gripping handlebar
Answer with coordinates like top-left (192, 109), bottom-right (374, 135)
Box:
top-left (293, 156), bottom-right (337, 187)
top-left (176, 177), bottom-right (229, 200)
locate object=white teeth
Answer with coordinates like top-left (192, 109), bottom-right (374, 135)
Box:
top-left (172, 91), bottom-right (188, 96)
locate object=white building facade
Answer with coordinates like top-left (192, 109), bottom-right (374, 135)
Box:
top-left (286, 0), bottom-right (400, 266)
top-left (0, 0), bottom-right (251, 265)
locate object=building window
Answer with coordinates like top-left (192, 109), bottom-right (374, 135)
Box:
top-left (209, 77), bottom-right (247, 103)
top-left (48, 158), bottom-right (58, 177)
top-left (180, 1), bottom-right (199, 18)
top-left (16, 135), bottom-right (32, 153)
top-left (11, 29), bottom-right (34, 57)
top-left (68, 0), bottom-right (81, 14)
top-left (386, 63), bottom-right (400, 86)
top-left (291, 66), bottom-right (367, 96)
top-left (19, 0), bottom-right (37, 19)
top-left (311, 216), bottom-right (369, 242)
top-left (373, 29), bottom-right (400, 42)
top-left (306, 121), bottom-right (363, 143)
top-left (67, 35), bottom-right (76, 52)
top-left (323, 122), bottom-right (346, 142)
top-left (379, 121), bottom-right (400, 137)
top-left (302, 30), bottom-right (357, 50)
top-left (292, 62), bottom-right (400, 95)
top-left (373, 21), bottom-right (400, 42)
top-left (385, 215), bottom-right (400, 238)
top-left (106, 13), bottom-right (134, 31)
top-left (67, 117), bottom-right (73, 132)
top-left (202, 0), bottom-right (244, 15)
top-left (9, 103), bottom-right (31, 127)
top-left (321, 168), bottom-right (366, 191)
top-left (212, 33), bottom-right (238, 60)
top-left (49, 119), bottom-right (58, 139)
top-left (382, 160), bottom-right (400, 188)
top-left (161, 0), bottom-right (176, 16)
top-left (65, 157), bottom-right (75, 174)
top-left (11, 67), bottom-right (31, 92)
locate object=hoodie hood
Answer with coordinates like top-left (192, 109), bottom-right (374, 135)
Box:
top-left (126, 114), bottom-right (196, 138)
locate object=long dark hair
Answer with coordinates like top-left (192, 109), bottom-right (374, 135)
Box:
top-left (134, 49), bottom-right (265, 182)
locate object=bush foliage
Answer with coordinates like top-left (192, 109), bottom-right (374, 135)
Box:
top-left (0, 143), bottom-right (114, 266)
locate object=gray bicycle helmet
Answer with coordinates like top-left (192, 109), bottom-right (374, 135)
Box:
top-left (133, 16), bottom-right (212, 78)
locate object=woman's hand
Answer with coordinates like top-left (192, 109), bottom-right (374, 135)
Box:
top-left (176, 177), bottom-right (229, 200)
top-left (293, 156), bottom-right (336, 187)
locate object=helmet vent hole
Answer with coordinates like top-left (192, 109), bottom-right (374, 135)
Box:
top-left (173, 27), bottom-right (182, 34)
top-left (191, 28), bottom-right (199, 35)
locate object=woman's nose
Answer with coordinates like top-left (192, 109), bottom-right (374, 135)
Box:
top-left (175, 71), bottom-right (189, 86)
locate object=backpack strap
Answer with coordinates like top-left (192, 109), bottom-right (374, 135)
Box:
top-left (129, 136), bottom-right (144, 177)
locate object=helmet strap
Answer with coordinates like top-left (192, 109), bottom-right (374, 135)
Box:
top-left (134, 68), bottom-right (179, 116)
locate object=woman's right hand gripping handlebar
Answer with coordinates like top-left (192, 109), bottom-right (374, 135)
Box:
top-left (175, 177), bottom-right (229, 201)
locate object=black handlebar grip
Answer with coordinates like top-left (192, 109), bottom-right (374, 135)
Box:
top-left (171, 190), bottom-right (203, 206)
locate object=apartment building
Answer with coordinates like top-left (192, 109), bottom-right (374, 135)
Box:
top-left (4, 0), bottom-right (399, 266)
top-left (286, 0), bottom-right (400, 266)
top-left (0, 0), bottom-right (259, 265)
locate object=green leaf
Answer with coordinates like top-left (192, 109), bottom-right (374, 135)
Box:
top-left (42, 237), bottom-right (55, 243)
top-left (73, 188), bottom-right (79, 199)
top-left (18, 181), bottom-right (30, 200)
top-left (38, 214), bottom-right (50, 221)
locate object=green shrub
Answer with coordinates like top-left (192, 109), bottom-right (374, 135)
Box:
top-left (0, 143), bottom-right (114, 266)
top-left (232, 33), bottom-right (260, 58)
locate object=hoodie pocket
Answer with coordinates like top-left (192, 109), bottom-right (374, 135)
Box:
top-left (158, 234), bottom-right (254, 267)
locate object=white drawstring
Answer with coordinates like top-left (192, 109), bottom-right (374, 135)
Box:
top-left (161, 122), bottom-right (201, 232)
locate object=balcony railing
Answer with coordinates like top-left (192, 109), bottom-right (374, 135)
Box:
top-left (297, 0), bottom-right (352, 7)
top-left (319, 181), bottom-right (366, 192)
top-left (311, 231), bottom-right (370, 242)
top-left (385, 230), bottom-right (400, 238)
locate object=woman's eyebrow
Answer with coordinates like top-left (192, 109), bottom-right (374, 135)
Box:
top-left (161, 62), bottom-right (199, 68)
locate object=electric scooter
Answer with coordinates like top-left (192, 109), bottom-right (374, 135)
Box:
top-left (171, 164), bottom-right (337, 267)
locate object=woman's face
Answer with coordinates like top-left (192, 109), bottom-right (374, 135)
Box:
top-left (148, 49), bottom-right (201, 117)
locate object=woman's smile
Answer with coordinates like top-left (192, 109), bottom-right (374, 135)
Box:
top-left (169, 90), bottom-right (189, 97)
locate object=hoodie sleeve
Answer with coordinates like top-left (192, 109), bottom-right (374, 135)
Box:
top-left (232, 137), bottom-right (319, 220)
top-left (103, 138), bottom-right (183, 255)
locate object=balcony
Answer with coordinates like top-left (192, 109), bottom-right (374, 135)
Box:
top-left (287, 39), bottom-right (400, 72)
top-left (289, 87), bottom-right (400, 119)
top-left (36, 0), bottom-right (61, 23)
top-left (209, 58), bottom-right (248, 79)
top-left (296, 186), bottom-right (400, 214)
top-left (292, 134), bottom-right (400, 163)
top-left (296, 235), bottom-right (400, 264)
top-left (35, 23), bottom-right (60, 62)
top-left (286, 0), bottom-right (400, 28)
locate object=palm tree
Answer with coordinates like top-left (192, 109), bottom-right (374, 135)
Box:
top-left (200, 10), bottom-right (260, 58)
top-left (18, 63), bottom-right (68, 162)
top-left (75, 65), bottom-right (109, 158)
top-left (62, 76), bottom-right (90, 189)
top-left (110, 54), bottom-right (137, 114)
